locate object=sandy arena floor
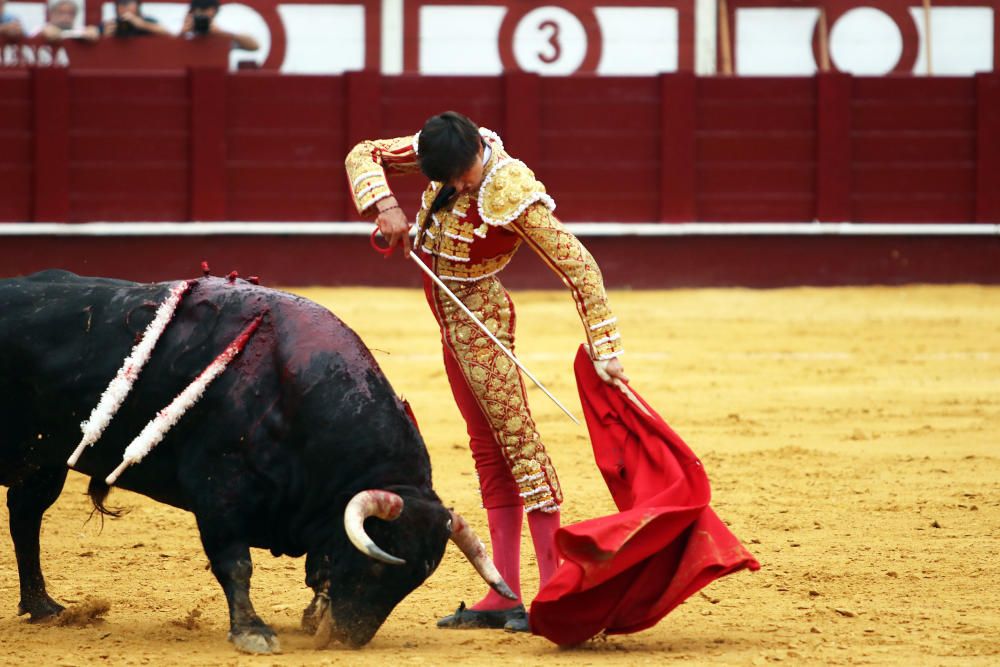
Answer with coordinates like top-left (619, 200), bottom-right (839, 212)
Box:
top-left (1, 284), bottom-right (998, 666)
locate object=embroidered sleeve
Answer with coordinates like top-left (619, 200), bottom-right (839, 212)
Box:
top-left (511, 203), bottom-right (623, 360)
top-left (344, 134), bottom-right (422, 216)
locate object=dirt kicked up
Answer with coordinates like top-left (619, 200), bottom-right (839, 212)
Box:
top-left (1, 285), bottom-right (997, 666)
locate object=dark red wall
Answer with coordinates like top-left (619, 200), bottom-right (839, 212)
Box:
top-left (851, 78), bottom-right (978, 222)
top-left (696, 77), bottom-right (817, 222)
top-left (71, 73), bottom-right (191, 221)
top-left (2, 69), bottom-right (998, 224)
top-left (0, 73), bottom-right (32, 221)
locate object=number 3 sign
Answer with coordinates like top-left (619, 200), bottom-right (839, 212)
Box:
top-left (407, 1), bottom-right (689, 76)
top-left (499, 5), bottom-right (603, 75)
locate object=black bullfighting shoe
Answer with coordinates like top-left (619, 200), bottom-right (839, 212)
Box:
top-left (503, 613), bottom-right (530, 633)
top-left (436, 601), bottom-right (527, 629)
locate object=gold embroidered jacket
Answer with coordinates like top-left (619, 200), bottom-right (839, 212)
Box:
top-left (345, 128), bottom-right (623, 360)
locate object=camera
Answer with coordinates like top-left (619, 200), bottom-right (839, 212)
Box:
top-left (192, 14), bottom-right (211, 34)
top-left (115, 17), bottom-right (135, 37)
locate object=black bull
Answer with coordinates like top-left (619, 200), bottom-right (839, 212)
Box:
top-left (0, 270), bottom-right (510, 653)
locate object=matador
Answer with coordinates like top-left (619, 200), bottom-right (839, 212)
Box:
top-left (345, 111), bottom-right (627, 633)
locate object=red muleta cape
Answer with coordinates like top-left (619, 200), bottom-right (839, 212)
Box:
top-left (529, 346), bottom-right (760, 645)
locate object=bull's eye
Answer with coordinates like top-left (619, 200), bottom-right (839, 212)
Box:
top-left (445, 519), bottom-right (452, 532)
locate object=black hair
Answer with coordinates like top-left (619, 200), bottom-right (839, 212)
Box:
top-left (418, 111), bottom-right (481, 184)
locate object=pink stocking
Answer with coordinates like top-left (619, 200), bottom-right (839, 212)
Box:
top-left (527, 509), bottom-right (561, 589)
top-left (471, 505), bottom-right (523, 611)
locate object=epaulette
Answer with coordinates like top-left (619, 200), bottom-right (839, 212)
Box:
top-left (478, 159), bottom-right (556, 226)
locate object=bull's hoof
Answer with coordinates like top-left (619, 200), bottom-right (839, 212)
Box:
top-left (17, 597), bottom-right (65, 622)
top-left (301, 596), bottom-right (322, 634)
top-left (302, 609), bottom-right (319, 635)
top-left (229, 630), bottom-right (282, 654)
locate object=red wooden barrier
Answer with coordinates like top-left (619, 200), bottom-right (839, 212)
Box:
top-left (816, 72), bottom-right (851, 222)
top-left (504, 72), bottom-right (541, 169)
top-left (190, 67), bottom-right (227, 221)
top-left (226, 74), bottom-right (348, 220)
top-left (69, 72), bottom-right (190, 221)
top-left (1, 71), bottom-right (998, 224)
top-left (696, 77), bottom-right (816, 221)
top-left (978, 73), bottom-right (1000, 223)
top-left (852, 77), bottom-right (977, 222)
top-left (660, 72), bottom-right (696, 222)
top-left (538, 76), bottom-right (662, 221)
top-left (0, 72), bottom-right (31, 221)
top-left (32, 68), bottom-right (70, 222)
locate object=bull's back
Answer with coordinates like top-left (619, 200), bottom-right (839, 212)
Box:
top-left (0, 270), bottom-right (431, 512)
top-left (0, 271), bottom-right (171, 476)
top-left (0, 270), bottom-right (163, 383)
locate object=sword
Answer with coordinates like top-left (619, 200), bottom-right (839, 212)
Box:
top-left (371, 229), bottom-right (580, 425)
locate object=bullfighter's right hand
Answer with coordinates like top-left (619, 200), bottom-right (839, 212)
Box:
top-left (375, 197), bottom-right (411, 258)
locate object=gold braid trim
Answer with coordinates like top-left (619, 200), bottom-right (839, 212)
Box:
top-left (344, 135), bottom-right (422, 215)
top-left (431, 274), bottom-right (563, 511)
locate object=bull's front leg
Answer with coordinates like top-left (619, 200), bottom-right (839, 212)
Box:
top-left (7, 466), bottom-right (68, 621)
top-left (201, 539), bottom-right (281, 654)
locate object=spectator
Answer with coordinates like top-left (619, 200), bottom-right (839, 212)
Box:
top-left (180, 0), bottom-right (258, 52)
top-left (101, 0), bottom-right (169, 38)
top-left (39, 0), bottom-right (99, 42)
top-left (0, 0), bottom-right (24, 40)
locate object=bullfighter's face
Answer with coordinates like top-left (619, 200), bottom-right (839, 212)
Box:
top-left (448, 143), bottom-right (486, 196)
top-left (307, 496), bottom-right (452, 647)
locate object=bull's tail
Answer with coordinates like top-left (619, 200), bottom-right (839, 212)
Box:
top-left (86, 477), bottom-right (128, 521)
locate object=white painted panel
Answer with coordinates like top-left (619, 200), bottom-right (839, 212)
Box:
top-left (736, 8), bottom-right (819, 75)
top-left (910, 6), bottom-right (994, 75)
top-left (381, 0), bottom-right (402, 74)
top-left (419, 5), bottom-right (505, 75)
top-left (278, 4), bottom-right (364, 73)
top-left (695, 0), bottom-right (717, 75)
top-left (595, 6), bottom-right (677, 75)
top-left (8, 2), bottom-right (48, 35)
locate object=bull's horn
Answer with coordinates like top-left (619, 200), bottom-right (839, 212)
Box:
top-left (344, 490), bottom-right (406, 565)
top-left (448, 510), bottom-right (518, 600)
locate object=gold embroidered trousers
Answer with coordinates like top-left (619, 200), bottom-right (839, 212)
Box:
top-left (423, 267), bottom-right (562, 513)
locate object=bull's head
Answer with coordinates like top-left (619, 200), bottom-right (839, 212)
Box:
top-left (305, 489), bottom-right (515, 648)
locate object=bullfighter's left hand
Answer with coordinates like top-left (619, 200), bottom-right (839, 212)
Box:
top-left (594, 357), bottom-right (628, 385)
